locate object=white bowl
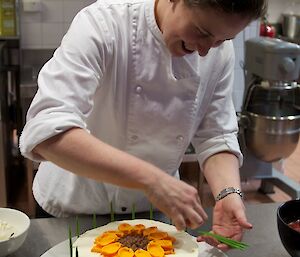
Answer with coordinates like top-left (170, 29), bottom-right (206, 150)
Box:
top-left (0, 208), bottom-right (30, 257)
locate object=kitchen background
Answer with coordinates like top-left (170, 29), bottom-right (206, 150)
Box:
top-left (19, 0), bottom-right (300, 111)
top-left (0, 0), bottom-right (300, 217)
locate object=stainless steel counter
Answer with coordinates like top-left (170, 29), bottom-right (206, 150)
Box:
top-left (10, 202), bottom-right (287, 257)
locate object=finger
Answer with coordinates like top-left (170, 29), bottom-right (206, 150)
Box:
top-left (235, 210), bottom-right (253, 229)
top-left (197, 235), bottom-right (219, 247)
top-left (198, 236), bottom-right (230, 251)
top-left (216, 243), bottom-right (230, 251)
top-left (184, 208), bottom-right (205, 229)
top-left (173, 214), bottom-right (186, 231)
top-left (231, 234), bottom-right (243, 242)
top-left (193, 203), bottom-right (208, 221)
top-left (196, 236), bottom-right (203, 242)
top-left (195, 194), bottom-right (208, 218)
top-left (185, 219), bottom-right (192, 228)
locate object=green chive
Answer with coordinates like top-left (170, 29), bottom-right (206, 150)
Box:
top-left (110, 201), bottom-right (115, 222)
top-left (132, 203), bottom-right (136, 220)
top-left (69, 225), bottom-right (73, 257)
top-left (149, 204), bottom-right (153, 220)
top-left (93, 213), bottom-right (97, 229)
top-left (75, 247), bottom-right (79, 257)
top-left (198, 231), bottom-right (249, 250)
top-left (76, 216), bottom-right (80, 238)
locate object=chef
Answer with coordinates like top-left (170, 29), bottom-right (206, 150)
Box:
top-left (20, 0), bottom-right (266, 251)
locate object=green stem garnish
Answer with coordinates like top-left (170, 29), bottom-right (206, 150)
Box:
top-left (110, 201), bottom-right (115, 222)
top-left (198, 231), bottom-right (249, 250)
top-left (93, 213), bottom-right (97, 229)
top-left (76, 247), bottom-right (79, 257)
top-left (132, 203), bottom-right (136, 220)
top-left (68, 225), bottom-right (73, 257)
top-left (149, 204), bottom-right (153, 220)
top-left (76, 216), bottom-right (80, 238)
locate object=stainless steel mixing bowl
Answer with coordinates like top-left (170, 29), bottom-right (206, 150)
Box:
top-left (294, 85), bottom-right (300, 110)
top-left (282, 14), bottom-right (300, 39)
top-left (240, 102), bottom-right (300, 162)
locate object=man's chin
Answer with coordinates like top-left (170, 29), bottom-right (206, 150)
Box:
top-left (169, 48), bottom-right (188, 57)
top-left (172, 52), bottom-right (185, 57)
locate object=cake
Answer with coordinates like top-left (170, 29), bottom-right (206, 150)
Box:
top-left (73, 219), bottom-right (199, 257)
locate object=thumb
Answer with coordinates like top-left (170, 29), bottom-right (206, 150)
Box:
top-left (235, 209), bottom-right (253, 229)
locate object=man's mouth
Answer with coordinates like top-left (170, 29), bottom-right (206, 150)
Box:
top-left (182, 41), bottom-right (195, 54)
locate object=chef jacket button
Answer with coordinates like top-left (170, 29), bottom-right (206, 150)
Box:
top-left (135, 85), bottom-right (143, 94)
top-left (131, 135), bottom-right (138, 140)
top-left (176, 135), bottom-right (184, 141)
top-left (121, 207), bottom-right (127, 212)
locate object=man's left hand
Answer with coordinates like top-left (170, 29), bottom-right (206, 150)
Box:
top-left (196, 194), bottom-right (252, 251)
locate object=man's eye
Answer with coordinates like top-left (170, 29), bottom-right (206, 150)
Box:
top-left (195, 28), bottom-right (209, 37)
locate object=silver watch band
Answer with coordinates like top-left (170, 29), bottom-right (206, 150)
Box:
top-left (215, 187), bottom-right (243, 201)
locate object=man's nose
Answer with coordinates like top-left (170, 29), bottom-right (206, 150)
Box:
top-left (197, 44), bottom-right (211, 56)
top-left (197, 39), bottom-right (225, 56)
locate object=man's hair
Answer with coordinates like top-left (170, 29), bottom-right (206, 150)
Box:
top-left (183, 0), bottom-right (267, 20)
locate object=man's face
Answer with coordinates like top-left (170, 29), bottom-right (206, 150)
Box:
top-left (156, 0), bottom-right (251, 57)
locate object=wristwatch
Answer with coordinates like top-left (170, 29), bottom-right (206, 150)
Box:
top-left (215, 187), bottom-right (243, 201)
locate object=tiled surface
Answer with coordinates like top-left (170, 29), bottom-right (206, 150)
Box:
top-left (20, 0), bottom-right (95, 49)
top-left (21, 22), bottom-right (43, 48)
top-left (267, 0), bottom-right (300, 23)
top-left (232, 21), bottom-right (259, 111)
top-left (41, 22), bottom-right (64, 48)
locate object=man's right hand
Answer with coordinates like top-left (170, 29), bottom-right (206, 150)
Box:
top-left (144, 173), bottom-right (208, 230)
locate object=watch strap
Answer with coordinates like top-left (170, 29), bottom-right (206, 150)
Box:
top-left (215, 187), bottom-right (243, 201)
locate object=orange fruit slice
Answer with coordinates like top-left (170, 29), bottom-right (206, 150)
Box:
top-left (134, 249), bottom-right (152, 257)
top-left (147, 243), bottom-right (165, 257)
top-left (148, 232), bottom-right (168, 240)
top-left (151, 239), bottom-right (173, 250)
top-left (118, 223), bottom-right (133, 234)
top-left (101, 242), bottom-right (122, 255)
top-left (103, 230), bottom-right (124, 237)
top-left (91, 245), bottom-right (102, 253)
top-left (133, 224), bottom-right (146, 234)
top-left (96, 233), bottom-right (119, 246)
top-left (117, 247), bottom-right (134, 257)
top-left (143, 226), bottom-right (158, 236)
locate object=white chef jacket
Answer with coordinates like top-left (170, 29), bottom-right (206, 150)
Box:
top-left (19, 0), bottom-right (243, 217)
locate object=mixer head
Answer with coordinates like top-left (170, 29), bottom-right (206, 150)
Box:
top-left (244, 37), bottom-right (300, 83)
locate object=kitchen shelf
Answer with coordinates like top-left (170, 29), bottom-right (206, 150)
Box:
top-left (0, 36), bottom-right (20, 40)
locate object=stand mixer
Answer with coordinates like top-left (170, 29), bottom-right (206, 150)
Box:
top-left (239, 37), bottom-right (300, 199)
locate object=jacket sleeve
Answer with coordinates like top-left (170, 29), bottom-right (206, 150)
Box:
top-left (191, 41), bottom-right (243, 170)
top-left (19, 6), bottom-right (110, 161)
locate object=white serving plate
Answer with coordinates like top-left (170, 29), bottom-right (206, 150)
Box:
top-left (41, 239), bottom-right (228, 257)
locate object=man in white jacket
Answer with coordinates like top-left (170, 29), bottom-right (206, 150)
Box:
top-left (20, 0), bottom-right (266, 251)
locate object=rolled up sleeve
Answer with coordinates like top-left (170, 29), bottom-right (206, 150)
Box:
top-left (19, 9), bottom-right (107, 161)
top-left (191, 44), bottom-right (243, 170)
top-left (19, 111), bottom-right (87, 161)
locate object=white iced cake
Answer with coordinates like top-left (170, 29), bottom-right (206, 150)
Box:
top-left (73, 219), bottom-right (199, 257)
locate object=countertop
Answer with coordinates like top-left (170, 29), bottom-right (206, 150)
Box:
top-left (10, 202), bottom-right (288, 257)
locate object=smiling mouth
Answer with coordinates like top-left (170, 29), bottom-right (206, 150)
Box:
top-left (182, 41), bottom-right (195, 54)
